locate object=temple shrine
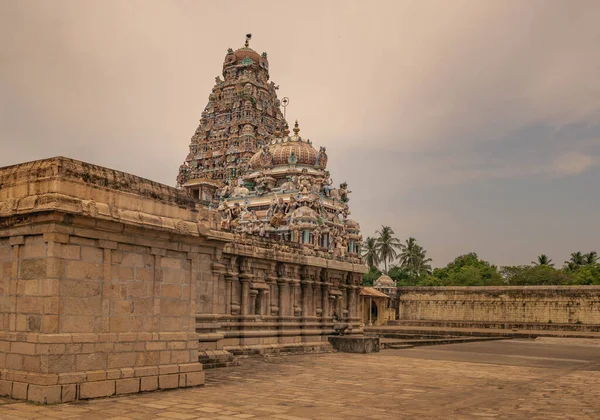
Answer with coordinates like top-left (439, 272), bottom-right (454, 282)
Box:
top-left (178, 34), bottom-right (362, 261)
top-left (0, 35), bottom-right (367, 403)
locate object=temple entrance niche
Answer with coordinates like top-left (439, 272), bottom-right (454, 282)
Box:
top-left (371, 300), bottom-right (378, 322)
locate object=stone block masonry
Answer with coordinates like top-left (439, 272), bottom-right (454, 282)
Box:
top-left (0, 158), bottom-right (212, 402)
top-left (0, 157), bottom-right (365, 402)
top-left (397, 286), bottom-right (600, 324)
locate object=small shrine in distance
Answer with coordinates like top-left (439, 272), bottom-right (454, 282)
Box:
top-left (177, 34), bottom-right (362, 262)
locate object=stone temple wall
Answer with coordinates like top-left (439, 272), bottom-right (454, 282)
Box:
top-left (0, 157), bottom-right (365, 402)
top-left (397, 286), bottom-right (600, 324)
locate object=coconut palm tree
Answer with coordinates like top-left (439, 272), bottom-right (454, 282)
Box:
top-left (565, 261), bottom-right (578, 272)
top-left (399, 237), bottom-right (432, 277)
top-left (375, 226), bottom-right (401, 273)
top-left (566, 252), bottom-right (585, 269)
top-left (415, 247), bottom-right (433, 276)
top-left (584, 251), bottom-right (598, 265)
top-left (532, 254), bottom-right (554, 267)
top-left (362, 237), bottom-right (380, 269)
top-left (564, 252), bottom-right (586, 272)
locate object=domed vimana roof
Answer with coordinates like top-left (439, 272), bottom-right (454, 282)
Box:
top-left (249, 121), bottom-right (318, 170)
top-left (223, 34), bottom-right (268, 71)
top-left (375, 274), bottom-right (395, 286)
top-left (291, 206), bottom-right (319, 220)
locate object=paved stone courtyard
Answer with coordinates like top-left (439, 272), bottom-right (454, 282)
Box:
top-left (1, 338), bottom-right (599, 419)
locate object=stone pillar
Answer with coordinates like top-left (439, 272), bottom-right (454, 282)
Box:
top-left (321, 284), bottom-right (329, 319)
top-left (348, 286), bottom-right (356, 319)
top-left (292, 281), bottom-right (301, 316)
top-left (301, 281), bottom-right (310, 316)
top-left (240, 279), bottom-right (250, 315)
top-left (277, 279), bottom-right (287, 316)
top-left (249, 290), bottom-right (258, 316)
top-left (312, 283), bottom-right (320, 316)
top-left (266, 275), bottom-right (277, 315)
top-left (339, 286), bottom-right (346, 319)
top-left (224, 273), bottom-right (235, 315)
top-left (264, 288), bottom-right (271, 316)
top-left (257, 289), bottom-right (266, 316)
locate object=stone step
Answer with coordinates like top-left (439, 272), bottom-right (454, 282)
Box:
top-left (386, 320), bottom-right (600, 332)
top-left (199, 350), bottom-right (239, 370)
top-left (379, 333), bottom-right (450, 339)
top-left (367, 325), bottom-right (600, 339)
top-left (380, 336), bottom-right (507, 349)
top-left (384, 343), bottom-right (415, 349)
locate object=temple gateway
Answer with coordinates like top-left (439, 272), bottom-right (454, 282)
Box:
top-left (0, 35), bottom-right (366, 403)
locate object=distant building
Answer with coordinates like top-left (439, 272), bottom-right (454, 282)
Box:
top-left (373, 274), bottom-right (396, 296)
top-left (360, 287), bottom-right (393, 326)
top-left (370, 274), bottom-right (398, 323)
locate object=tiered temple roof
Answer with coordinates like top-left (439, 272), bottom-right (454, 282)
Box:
top-left (176, 34), bottom-right (285, 201)
top-left (177, 35), bottom-right (362, 263)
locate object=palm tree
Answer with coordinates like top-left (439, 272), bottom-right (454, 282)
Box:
top-left (375, 226), bottom-right (401, 273)
top-left (532, 254), bottom-right (554, 267)
top-left (564, 252), bottom-right (586, 272)
top-left (565, 261), bottom-right (578, 272)
top-left (399, 237), bottom-right (432, 277)
top-left (565, 251), bottom-right (585, 265)
top-left (584, 251), bottom-right (598, 265)
top-left (362, 237), bottom-right (380, 269)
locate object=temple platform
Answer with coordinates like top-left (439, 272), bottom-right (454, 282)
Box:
top-left (327, 335), bottom-right (380, 353)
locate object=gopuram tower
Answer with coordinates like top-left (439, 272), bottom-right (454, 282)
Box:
top-left (176, 34), bottom-right (286, 202)
top-left (176, 35), bottom-right (363, 261)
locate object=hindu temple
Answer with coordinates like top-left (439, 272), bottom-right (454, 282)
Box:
top-left (0, 34), bottom-right (366, 403)
top-left (177, 34), bottom-right (362, 260)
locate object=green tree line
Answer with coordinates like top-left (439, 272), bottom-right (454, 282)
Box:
top-left (362, 226), bottom-right (600, 286)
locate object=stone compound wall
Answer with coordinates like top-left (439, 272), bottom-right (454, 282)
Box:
top-left (0, 157), bottom-right (365, 402)
top-left (397, 286), bottom-right (600, 324)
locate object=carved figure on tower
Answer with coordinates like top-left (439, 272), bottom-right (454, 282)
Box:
top-left (315, 146), bottom-right (328, 169)
top-left (339, 182), bottom-right (351, 203)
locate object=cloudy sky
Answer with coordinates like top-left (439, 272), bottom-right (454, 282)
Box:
top-left (1, 0), bottom-right (600, 267)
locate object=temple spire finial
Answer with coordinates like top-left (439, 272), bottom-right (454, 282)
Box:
top-left (293, 120), bottom-right (300, 135)
top-left (245, 33), bottom-right (252, 48)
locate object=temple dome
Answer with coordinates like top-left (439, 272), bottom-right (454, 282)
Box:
top-left (223, 47), bottom-right (262, 68)
top-left (233, 47), bottom-right (261, 63)
top-left (223, 36), bottom-right (266, 70)
top-left (248, 121), bottom-right (317, 170)
top-left (375, 274), bottom-right (395, 287)
top-left (291, 206), bottom-right (319, 221)
top-left (345, 219), bottom-right (360, 231)
top-left (271, 140), bottom-right (317, 166)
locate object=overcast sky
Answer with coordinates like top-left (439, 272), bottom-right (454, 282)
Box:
top-left (2, 0), bottom-right (600, 267)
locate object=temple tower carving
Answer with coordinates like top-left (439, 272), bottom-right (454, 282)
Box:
top-left (177, 34), bottom-right (286, 202)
